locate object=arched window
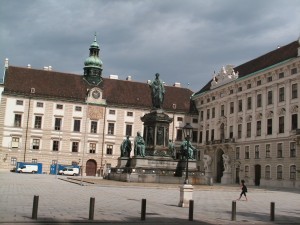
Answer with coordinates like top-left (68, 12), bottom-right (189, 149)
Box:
top-left (277, 165), bottom-right (283, 179)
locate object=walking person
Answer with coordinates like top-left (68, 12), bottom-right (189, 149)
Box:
top-left (237, 179), bottom-right (248, 201)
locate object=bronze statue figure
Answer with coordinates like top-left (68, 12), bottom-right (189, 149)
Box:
top-left (150, 73), bottom-right (165, 109)
top-left (120, 135), bottom-right (132, 157)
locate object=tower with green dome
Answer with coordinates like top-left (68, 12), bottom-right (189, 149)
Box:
top-left (83, 34), bottom-right (103, 85)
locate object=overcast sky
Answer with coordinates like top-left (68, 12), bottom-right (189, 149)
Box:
top-left (1, 0), bottom-right (300, 92)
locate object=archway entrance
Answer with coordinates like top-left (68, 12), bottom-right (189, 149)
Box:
top-left (254, 164), bottom-right (261, 186)
top-left (86, 159), bottom-right (97, 176)
top-left (216, 149), bottom-right (224, 183)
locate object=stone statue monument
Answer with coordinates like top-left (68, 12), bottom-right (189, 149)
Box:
top-left (120, 135), bottom-right (131, 157)
top-left (222, 154), bottom-right (231, 172)
top-left (203, 154), bottom-right (212, 172)
top-left (180, 138), bottom-right (196, 159)
top-left (134, 131), bottom-right (146, 157)
top-left (149, 73), bottom-right (165, 109)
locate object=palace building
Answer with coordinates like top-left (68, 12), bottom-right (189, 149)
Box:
top-left (0, 36), bottom-right (198, 176)
top-left (192, 38), bottom-right (300, 188)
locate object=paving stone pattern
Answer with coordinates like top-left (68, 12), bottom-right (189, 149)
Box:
top-left (0, 171), bottom-right (299, 225)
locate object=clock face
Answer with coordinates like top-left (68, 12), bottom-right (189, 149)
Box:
top-left (92, 90), bottom-right (100, 99)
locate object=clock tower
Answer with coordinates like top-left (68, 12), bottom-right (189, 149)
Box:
top-left (83, 34), bottom-right (103, 85)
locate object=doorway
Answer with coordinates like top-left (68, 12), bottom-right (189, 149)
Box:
top-left (86, 159), bottom-right (97, 176)
top-left (216, 149), bottom-right (224, 183)
top-left (254, 164), bottom-right (261, 186)
top-left (235, 167), bottom-right (240, 184)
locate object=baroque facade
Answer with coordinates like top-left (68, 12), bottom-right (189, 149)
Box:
top-left (192, 39), bottom-right (300, 188)
top-left (0, 36), bottom-right (199, 176)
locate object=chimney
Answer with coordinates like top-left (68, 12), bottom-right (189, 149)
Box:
top-left (4, 58), bottom-right (9, 69)
top-left (126, 76), bottom-right (132, 81)
top-left (173, 82), bottom-right (181, 87)
top-left (27, 64), bottom-right (31, 68)
top-left (147, 80), bottom-right (151, 84)
top-left (109, 74), bottom-right (119, 79)
top-left (43, 66), bottom-right (48, 70)
top-left (48, 66), bottom-right (52, 71)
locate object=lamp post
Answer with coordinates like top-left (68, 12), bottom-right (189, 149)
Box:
top-left (182, 123), bottom-right (193, 184)
top-left (178, 123), bottom-right (194, 208)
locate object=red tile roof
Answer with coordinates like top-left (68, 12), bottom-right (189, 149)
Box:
top-left (4, 66), bottom-right (196, 113)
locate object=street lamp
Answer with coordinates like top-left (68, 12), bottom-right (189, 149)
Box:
top-left (182, 123), bottom-right (193, 184)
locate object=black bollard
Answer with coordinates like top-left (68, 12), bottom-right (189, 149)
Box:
top-left (141, 198), bottom-right (146, 221)
top-left (189, 200), bottom-right (194, 221)
top-left (32, 195), bottom-right (39, 219)
top-left (270, 202), bottom-right (275, 221)
top-left (231, 201), bottom-right (236, 221)
top-left (89, 197), bottom-right (95, 220)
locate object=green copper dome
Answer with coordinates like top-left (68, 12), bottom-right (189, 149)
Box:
top-left (84, 55), bottom-right (103, 68)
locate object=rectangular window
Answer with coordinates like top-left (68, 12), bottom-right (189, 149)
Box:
top-left (177, 117), bottom-right (183, 121)
top-left (192, 118), bottom-right (198, 123)
top-left (277, 165), bottom-right (283, 179)
top-left (247, 97), bottom-right (252, 110)
top-left (238, 86), bottom-right (242, 92)
top-left (73, 120), bottom-right (81, 132)
top-left (267, 90), bottom-right (273, 105)
top-left (257, 80), bottom-right (261, 86)
top-left (108, 123), bottom-right (115, 135)
top-left (90, 121), bottom-right (98, 133)
top-left (279, 87), bottom-right (285, 102)
top-left (106, 144), bottom-right (113, 155)
top-left (221, 105), bottom-right (224, 116)
top-left (199, 131), bottom-right (203, 143)
top-left (267, 119), bottom-right (272, 135)
top-left (256, 121), bottom-right (261, 136)
top-left (207, 98), bottom-right (210, 103)
top-left (267, 76), bottom-right (272, 82)
top-left (291, 114), bottom-right (298, 130)
top-left (126, 124), bottom-right (132, 136)
top-left (34, 116), bottom-right (42, 129)
top-left (279, 116), bottom-right (284, 133)
top-left (230, 89), bottom-right (234, 94)
top-left (210, 129), bottom-right (214, 141)
top-left (11, 157), bottom-right (17, 166)
top-left (52, 160), bottom-right (57, 165)
top-left (192, 130), bottom-right (198, 142)
top-left (89, 143), bottom-right (96, 154)
top-left (278, 72), bottom-right (284, 79)
top-left (245, 146), bottom-right (250, 159)
top-left (72, 142), bottom-right (79, 152)
top-left (32, 159), bottom-right (37, 164)
top-left (56, 104), bottom-right (63, 109)
top-left (54, 118), bottom-right (62, 131)
top-left (290, 165), bottom-right (296, 180)
top-left (257, 94), bottom-right (262, 107)
top-left (200, 111), bottom-right (204, 121)
top-left (176, 129), bottom-right (183, 141)
top-left (238, 99), bottom-right (242, 112)
top-left (236, 147), bottom-right (240, 159)
top-left (246, 122), bottom-right (251, 138)
top-left (36, 102), bottom-right (44, 108)
top-left (277, 143), bottom-right (283, 158)
top-left (212, 108), bottom-right (215, 118)
top-left (32, 139), bottom-right (40, 150)
top-left (11, 137), bottom-right (20, 148)
top-left (127, 111), bottom-right (133, 117)
top-left (290, 142), bottom-right (296, 158)
top-left (206, 109), bottom-right (210, 119)
top-left (75, 106), bottom-right (82, 111)
top-left (266, 144), bottom-right (271, 158)
top-left (247, 83), bottom-right (251, 89)
top-left (255, 145), bottom-right (259, 159)
top-left (109, 109), bottom-right (115, 115)
top-left (205, 130), bottom-right (209, 143)
top-left (229, 126), bottom-right (233, 138)
top-left (52, 140), bottom-right (59, 151)
top-left (265, 165), bottom-right (271, 179)
top-left (16, 100), bottom-right (23, 105)
top-left (14, 114), bottom-right (22, 127)
top-left (238, 124), bottom-right (242, 139)
top-left (230, 102), bottom-right (234, 114)
top-left (292, 83), bottom-right (298, 99)
top-left (291, 67), bottom-right (297, 75)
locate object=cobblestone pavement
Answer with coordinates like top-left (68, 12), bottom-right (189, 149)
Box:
top-left (0, 171), bottom-right (299, 225)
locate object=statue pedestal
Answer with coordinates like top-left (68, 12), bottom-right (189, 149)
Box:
top-left (117, 157), bottom-right (130, 168)
top-left (221, 171), bottom-right (232, 184)
top-left (205, 171), bottom-right (213, 185)
top-left (178, 184), bottom-right (193, 207)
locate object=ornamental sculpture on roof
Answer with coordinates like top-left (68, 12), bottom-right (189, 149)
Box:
top-left (210, 65), bottom-right (239, 89)
top-left (149, 73), bottom-right (165, 109)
